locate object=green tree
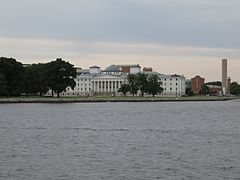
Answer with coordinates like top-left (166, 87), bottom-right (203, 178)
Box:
top-left (127, 74), bottom-right (138, 96)
top-left (136, 73), bottom-right (148, 97)
top-left (22, 63), bottom-right (49, 96)
top-left (147, 74), bottom-right (163, 97)
top-left (200, 84), bottom-right (209, 95)
top-left (118, 84), bottom-right (129, 96)
top-left (45, 58), bottom-right (76, 97)
top-left (230, 82), bottom-right (240, 96)
top-left (0, 57), bottom-right (24, 96)
top-left (206, 81), bottom-right (222, 86)
top-left (0, 73), bottom-right (7, 96)
top-left (185, 87), bottom-right (194, 96)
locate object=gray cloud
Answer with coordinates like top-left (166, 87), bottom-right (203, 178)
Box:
top-left (1, 0), bottom-right (240, 48)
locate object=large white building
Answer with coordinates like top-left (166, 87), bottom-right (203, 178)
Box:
top-left (47, 64), bottom-right (186, 96)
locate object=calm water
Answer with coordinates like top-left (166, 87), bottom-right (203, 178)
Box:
top-left (0, 102), bottom-right (240, 180)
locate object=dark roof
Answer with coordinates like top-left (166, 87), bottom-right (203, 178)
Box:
top-left (171, 74), bottom-right (181, 77)
top-left (116, 64), bottom-right (140, 68)
top-left (90, 65), bottom-right (100, 68)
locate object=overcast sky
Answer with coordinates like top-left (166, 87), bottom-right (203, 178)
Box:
top-left (0, 0), bottom-right (240, 81)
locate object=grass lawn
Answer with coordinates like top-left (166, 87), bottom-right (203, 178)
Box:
top-left (0, 95), bottom-right (239, 103)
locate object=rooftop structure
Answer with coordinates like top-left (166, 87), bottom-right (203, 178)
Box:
top-left (143, 67), bottom-right (153, 72)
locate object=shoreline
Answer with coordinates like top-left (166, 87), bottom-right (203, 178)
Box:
top-left (0, 97), bottom-right (239, 104)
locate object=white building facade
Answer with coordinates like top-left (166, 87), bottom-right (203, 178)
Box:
top-left (47, 64), bottom-right (186, 97)
top-left (92, 74), bottom-right (127, 96)
top-left (159, 74), bottom-right (186, 96)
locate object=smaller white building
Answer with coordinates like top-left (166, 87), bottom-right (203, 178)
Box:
top-left (160, 74), bottom-right (186, 96)
top-left (143, 71), bottom-right (186, 96)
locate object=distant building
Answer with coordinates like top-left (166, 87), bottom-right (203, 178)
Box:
top-left (207, 85), bottom-right (222, 96)
top-left (191, 75), bottom-right (205, 95)
top-left (143, 71), bottom-right (186, 96)
top-left (160, 74), bottom-right (186, 96)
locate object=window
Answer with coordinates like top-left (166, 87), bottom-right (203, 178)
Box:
top-left (176, 83), bottom-right (178, 86)
top-left (170, 78), bottom-right (172, 81)
top-left (170, 88), bottom-right (172, 91)
top-left (176, 78), bottom-right (178, 81)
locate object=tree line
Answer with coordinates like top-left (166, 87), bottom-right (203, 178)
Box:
top-left (0, 57), bottom-right (76, 97)
top-left (118, 73), bottom-right (163, 97)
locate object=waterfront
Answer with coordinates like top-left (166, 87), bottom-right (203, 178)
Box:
top-left (0, 102), bottom-right (240, 179)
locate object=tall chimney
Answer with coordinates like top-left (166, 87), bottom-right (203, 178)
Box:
top-left (222, 59), bottom-right (227, 95)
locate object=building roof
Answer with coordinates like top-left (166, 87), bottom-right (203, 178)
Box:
top-left (207, 85), bottom-right (222, 89)
top-left (104, 65), bottom-right (121, 72)
top-left (171, 74), bottom-right (181, 77)
top-left (112, 64), bottom-right (141, 68)
top-left (89, 65), bottom-right (100, 68)
top-left (93, 73), bottom-right (127, 78)
top-left (77, 69), bottom-right (89, 74)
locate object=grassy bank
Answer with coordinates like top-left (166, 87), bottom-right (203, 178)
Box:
top-left (0, 96), bottom-right (239, 103)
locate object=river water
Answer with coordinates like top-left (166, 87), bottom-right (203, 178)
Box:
top-left (0, 102), bottom-right (240, 180)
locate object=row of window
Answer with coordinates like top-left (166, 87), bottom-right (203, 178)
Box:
top-left (164, 88), bottom-right (178, 91)
top-left (76, 78), bottom-right (181, 82)
top-left (163, 83), bottom-right (179, 86)
top-left (77, 79), bottom-right (90, 82)
top-left (160, 78), bottom-right (179, 81)
top-left (76, 83), bottom-right (91, 86)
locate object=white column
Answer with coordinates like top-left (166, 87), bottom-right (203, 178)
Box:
top-left (107, 80), bottom-right (110, 92)
top-left (118, 81), bottom-right (120, 90)
top-left (104, 80), bottom-right (106, 92)
top-left (101, 81), bottom-right (103, 92)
